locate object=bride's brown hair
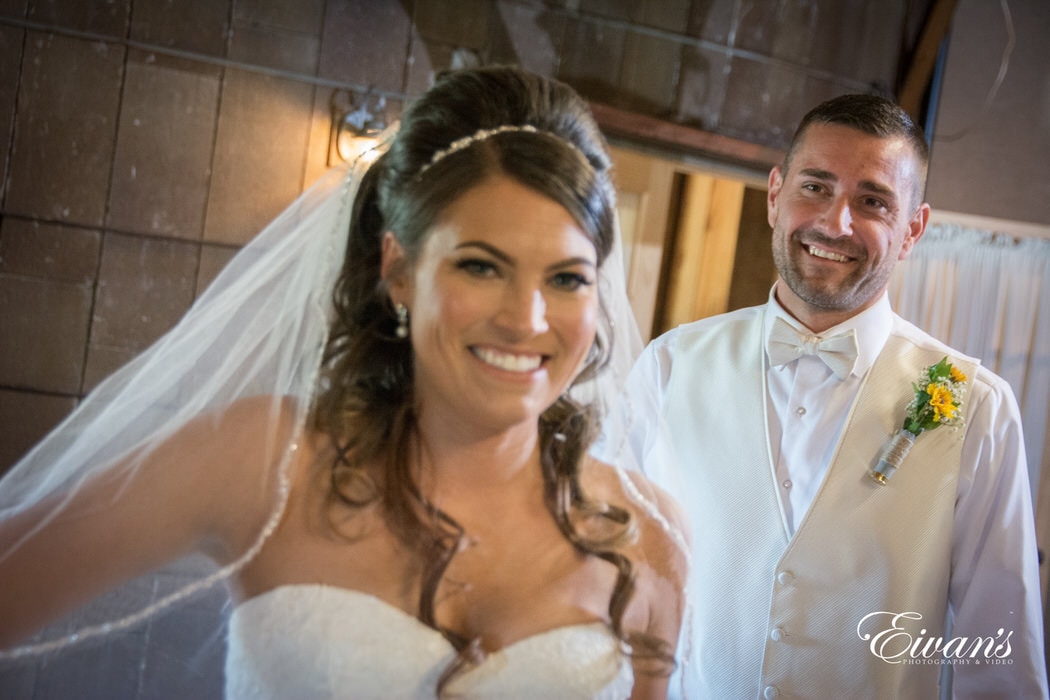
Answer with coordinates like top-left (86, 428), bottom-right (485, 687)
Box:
top-left (313, 65), bottom-right (672, 692)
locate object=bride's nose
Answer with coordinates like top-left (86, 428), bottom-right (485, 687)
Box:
top-left (493, 283), bottom-right (549, 338)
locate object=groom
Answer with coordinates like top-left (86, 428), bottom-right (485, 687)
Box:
top-left (601, 94), bottom-right (1047, 698)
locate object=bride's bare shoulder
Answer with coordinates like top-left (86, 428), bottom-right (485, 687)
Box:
top-left (184, 395), bottom-right (325, 463)
top-left (580, 457), bottom-right (689, 651)
top-left (580, 457), bottom-right (690, 551)
top-left (150, 395), bottom-right (327, 555)
top-left (194, 394), bottom-right (305, 435)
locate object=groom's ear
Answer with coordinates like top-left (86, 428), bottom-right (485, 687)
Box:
top-left (767, 165), bottom-right (784, 229)
top-left (897, 203), bottom-right (930, 261)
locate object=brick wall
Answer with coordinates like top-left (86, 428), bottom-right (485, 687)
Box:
top-left (0, 0), bottom-right (931, 473)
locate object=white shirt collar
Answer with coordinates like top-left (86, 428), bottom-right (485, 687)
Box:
top-left (763, 283), bottom-right (893, 378)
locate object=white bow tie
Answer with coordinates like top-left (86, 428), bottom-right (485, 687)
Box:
top-left (767, 316), bottom-right (859, 380)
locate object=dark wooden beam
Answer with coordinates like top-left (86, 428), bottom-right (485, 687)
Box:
top-left (588, 101), bottom-right (784, 172)
top-left (899, 0), bottom-right (959, 120)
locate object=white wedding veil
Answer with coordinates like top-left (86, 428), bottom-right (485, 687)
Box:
top-left (0, 133), bottom-right (388, 696)
top-left (0, 68), bottom-right (690, 698)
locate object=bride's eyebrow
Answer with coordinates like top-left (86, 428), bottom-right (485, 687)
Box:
top-left (454, 241), bottom-right (510, 263)
top-left (548, 257), bottom-right (596, 272)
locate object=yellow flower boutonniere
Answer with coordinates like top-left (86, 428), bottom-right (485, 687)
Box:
top-left (869, 357), bottom-right (968, 485)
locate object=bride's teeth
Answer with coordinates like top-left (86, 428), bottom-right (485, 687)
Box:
top-left (473, 347), bottom-right (542, 372)
top-left (807, 245), bottom-right (849, 262)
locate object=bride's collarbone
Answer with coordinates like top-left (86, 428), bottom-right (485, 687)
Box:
top-left (252, 462), bottom-right (619, 629)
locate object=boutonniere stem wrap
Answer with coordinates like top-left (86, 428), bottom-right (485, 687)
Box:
top-left (870, 357), bottom-right (968, 485)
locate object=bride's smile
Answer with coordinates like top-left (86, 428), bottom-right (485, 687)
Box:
top-left (469, 345), bottom-right (545, 373)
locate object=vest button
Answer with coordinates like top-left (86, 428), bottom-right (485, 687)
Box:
top-left (763, 685), bottom-right (780, 698)
top-left (770, 627), bottom-right (785, 642)
top-left (777, 570), bottom-right (794, 585)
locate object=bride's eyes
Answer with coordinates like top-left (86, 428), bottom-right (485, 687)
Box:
top-left (550, 271), bottom-right (593, 291)
top-left (452, 258), bottom-right (594, 292)
top-left (455, 258), bottom-right (499, 277)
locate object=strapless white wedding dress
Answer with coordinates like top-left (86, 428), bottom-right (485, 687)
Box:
top-left (225, 584), bottom-right (633, 699)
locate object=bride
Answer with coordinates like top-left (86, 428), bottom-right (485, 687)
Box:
top-left (0, 66), bottom-right (687, 698)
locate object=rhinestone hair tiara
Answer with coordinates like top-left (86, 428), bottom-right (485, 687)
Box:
top-left (416, 124), bottom-right (587, 178)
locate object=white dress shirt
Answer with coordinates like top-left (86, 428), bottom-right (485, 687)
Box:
top-left (598, 286), bottom-right (1047, 698)
top-left (763, 294), bottom-right (893, 534)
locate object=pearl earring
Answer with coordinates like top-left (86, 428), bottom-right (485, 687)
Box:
top-left (395, 303), bottom-right (409, 339)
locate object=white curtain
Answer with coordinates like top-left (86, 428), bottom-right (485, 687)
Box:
top-left (888, 223), bottom-right (1050, 506)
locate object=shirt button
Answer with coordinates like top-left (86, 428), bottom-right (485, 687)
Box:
top-left (782, 479), bottom-right (792, 489)
top-left (770, 627), bottom-right (785, 642)
top-left (777, 570), bottom-right (794, 585)
top-left (764, 685), bottom-right (780, 698)
top-left (795, 406), bottom-right (806, 416)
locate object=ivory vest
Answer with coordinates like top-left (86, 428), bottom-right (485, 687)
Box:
top-left (664, 307), bottom-right (977, 699)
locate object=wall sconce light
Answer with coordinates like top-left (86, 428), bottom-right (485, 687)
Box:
top-left (329, 90), bottom-right (388, 165)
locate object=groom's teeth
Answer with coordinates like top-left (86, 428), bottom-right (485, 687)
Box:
top-left (473, 347), bottom-right (542, 372)
top-left (807, 245), bottom-right (849, 262)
